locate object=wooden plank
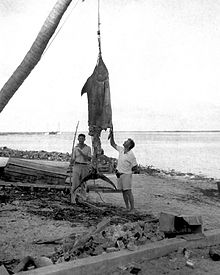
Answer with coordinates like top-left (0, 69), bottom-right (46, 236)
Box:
top-left (6, 158), bottom-right (68, 175)
top-left (3, 158), bottom-right (68, 185)
top-left (0, 180), bottom-right (70, 190)
top-left (22, 158), bottom-right (69, 168)
top-left (87, 187), bottom-right (121, 193)
top-left (5, 163), bottom-right (67, 176)
top-left (2, 172), bottom-right (66, 185)
top-left (0, 265), bottom-right (10, 275)
top-left (5, 165), bottom-right (66, 179)
top-left (4, 169), bottom-right (66, 181)
top-left (0, 180), bottom-right (121, 192)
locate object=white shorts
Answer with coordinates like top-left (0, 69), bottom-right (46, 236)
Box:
top-left (117, 173), bottom-right (132, 191)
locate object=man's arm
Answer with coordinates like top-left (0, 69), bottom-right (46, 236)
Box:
top-left (108, 128), bottom-right (117, 150)
top-left (77, 147), bottom-right (92, 162)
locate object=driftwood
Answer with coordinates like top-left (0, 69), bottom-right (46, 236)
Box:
top-left (0, 265), bottom-right (10, 275)
top-left (69, 217), bottom-right (111, 253)
top-left (13, 256), bottom-right (35, 273)
top-left (33, 238), bottom-right (64, 245)
top-left (13, 256), bottom-right (53, 273)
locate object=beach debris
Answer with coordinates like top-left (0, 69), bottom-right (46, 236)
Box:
top-left (209, 247), bottom-right (220, 261)
top-left (186, 259), bottom-right (195, 268)
top-left (0, 194), bottom-right (10, 204)
top-left (13, 256), bottom-right (53, 273)
top-left (183, 248), bottom-right (191, 260)
top-left (181, 248), bottom-right (195, 269)
top-left (0, 265), bottom-right (10, 275)
top-left (118, 265), bottom-right (128, 271)
top-left (126, 239), bottom-right (138, 251)
top-left (159, 212), bottom-right (203, 236)
top-left (0, 147), bottom-right (71, 162)
top-left (76, 195), bottom-right (105, 212)
top-left (130, 266), bottom-right (142, 274)
top-left (33, 237), bottom-right (64, 245)
top-left (51, 217), bottom-right (163, 263)
top-left (13, 256), bottom-right (35, 273)
top-left (32, 256), bottom-right (53, 268)
top-left (67, 217), bottom-right (111, 254)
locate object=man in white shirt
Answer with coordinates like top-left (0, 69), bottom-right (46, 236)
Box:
top-left (69, 133), bottom-right (91, 204)
top-left (108, 128), bottom-right (138, 212)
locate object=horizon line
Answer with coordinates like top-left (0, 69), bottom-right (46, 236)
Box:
top-left (1, 130), bottom-right (220, 134)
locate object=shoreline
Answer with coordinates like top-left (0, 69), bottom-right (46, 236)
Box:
top-left (1, 130), bottom-right (220, 134)
top-left (0, 146), bottom-right (217, 183)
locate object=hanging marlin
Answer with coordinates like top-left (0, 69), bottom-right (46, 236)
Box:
top-left (79, 0), bottom-right (116, 190)
top-left (76, 52), bottom-right (117, 190)
top-left (75, 53), bottom-right (117, 191)
top-left (81, 0), bottom-right (112, 140)
top-left (81, 55), bottom-right (112, 136)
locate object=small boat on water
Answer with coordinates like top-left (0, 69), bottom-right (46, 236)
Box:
top-left (49, 131), bottom-right (60, 135)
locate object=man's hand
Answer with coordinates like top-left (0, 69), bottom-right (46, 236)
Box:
top-left (77, 148), bottom-right (86, 159)
top-left (132, 165), bottom-right (139, 174)
top-left (77, 148), bottom-right (91, 161)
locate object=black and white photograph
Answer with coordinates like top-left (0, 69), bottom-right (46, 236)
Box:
top-left (1, 1), bottom-right (220, 274)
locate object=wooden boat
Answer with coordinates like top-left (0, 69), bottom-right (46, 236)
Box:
top-left (0, 157), bottom-right (119, 192)
top-left (1, 158), bottom-right (69, 185)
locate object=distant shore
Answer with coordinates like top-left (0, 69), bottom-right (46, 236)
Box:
top-left (0, 146), bottom-right (71, 162)
top-left (1, 130), bottom-right (220, 135)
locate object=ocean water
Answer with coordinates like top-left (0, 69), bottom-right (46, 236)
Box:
top-left (0, 131), bottom-right (220, 179)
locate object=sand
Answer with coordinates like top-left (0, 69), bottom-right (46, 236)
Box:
top-left (1, 172), bottom-right (220, 274)
top-left (90, 173), bottom-right (220, 230)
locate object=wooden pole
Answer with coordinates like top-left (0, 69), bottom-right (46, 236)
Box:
top-left (69, 121), bottom-right (79, 202)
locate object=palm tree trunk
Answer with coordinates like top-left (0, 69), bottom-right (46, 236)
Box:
top-left (0, 0), bottom-right (73, 113)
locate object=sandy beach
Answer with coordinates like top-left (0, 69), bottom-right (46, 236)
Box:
top-left (91, 172), bottom-right (220, 230)
top-left (1, 0), bottom-right (220, 273)
top-left (1, 167), bottom-right (220, 274)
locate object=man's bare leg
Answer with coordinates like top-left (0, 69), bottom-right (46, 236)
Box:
top-left (71, 184), bottom-right (76, 204)
top-left (126, 189), bottom-right (134, 211)
top-left (122, 190), bottom-right (130, 210)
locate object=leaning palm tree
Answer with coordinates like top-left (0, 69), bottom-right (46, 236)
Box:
top-left (0, 0), bottom-right (73, 113)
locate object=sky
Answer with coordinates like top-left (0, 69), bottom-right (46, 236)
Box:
top-left (1, 0), bottom-right (220, 132)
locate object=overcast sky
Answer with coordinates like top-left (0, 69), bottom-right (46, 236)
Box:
top-left (0, 0), bottom-right (220, 132)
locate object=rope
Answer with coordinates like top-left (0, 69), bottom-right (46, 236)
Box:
top-left (43, 0), bottom-right (82, 56)
top-left (95, 191), bottom-right (106, 203)
top-left (90, 179), bottom-right (106, 203)
top-left (97, 0), bottom-right (102, 57)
